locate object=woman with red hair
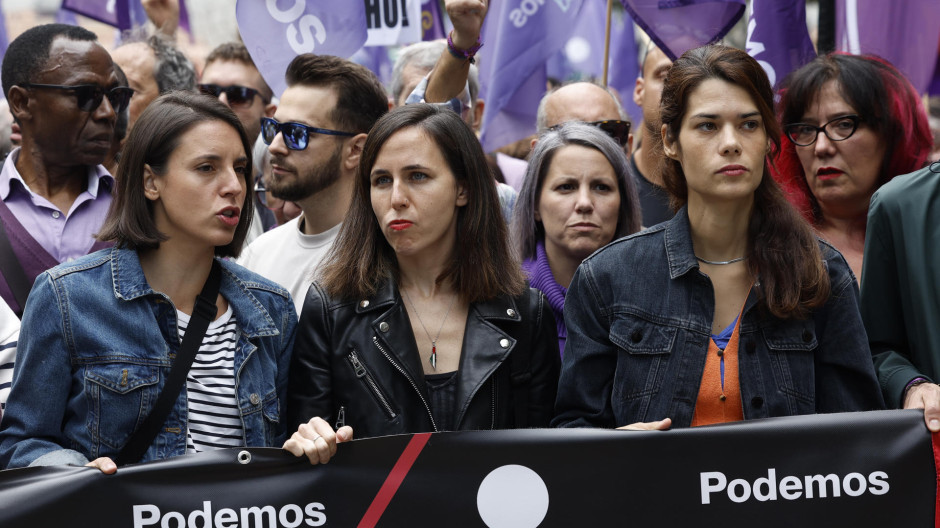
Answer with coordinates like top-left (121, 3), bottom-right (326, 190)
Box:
top-left (774, 53), bottom-right (931, 281)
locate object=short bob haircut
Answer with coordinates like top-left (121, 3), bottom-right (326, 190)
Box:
top-left (773, 53), bottom-right (931, 223)
top-left (654, 44), bottom-right (828, 319)
top-left (97, 91), bottom-right (254, 257)
top-left (513, 122), bottom-right (642, 262)
top-left (320, 104), bottom-right (525, 303)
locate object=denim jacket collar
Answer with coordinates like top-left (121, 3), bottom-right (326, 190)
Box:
top-left (663, 206), bottom-right (701, 280)
top-left (109, 247), bottom-right (280, 338)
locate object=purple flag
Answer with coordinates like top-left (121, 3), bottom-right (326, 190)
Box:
top-left (422, 0), bottom-right (446, 41)
top-left (351, 46), bottom-right (393, 87)
top-left (235, 0), bottom-right (368, 99)
top-left (0, 5), bottom-right (8, 66)
top-left (929, 51), bottom-right (940, 97)
top-left (608, 13), bottom-right (642, 125)
top-left (621, 0), bottom-right (745, 61)
top-left (745, 0), bottom-right (815, 89)
top-left (478, 0), bottom-right (585, 151)
top-left (55, 5), bottom-right (78, 25)
top-left (62, 0), bottom-right (131, 30)
top-left (548, 0), bottom-right (607, 82)
top-left (835, 0), bottom-right (940, 94)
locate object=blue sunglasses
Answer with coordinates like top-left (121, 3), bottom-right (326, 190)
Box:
top-left (260, 117), bottom-right (355, 151)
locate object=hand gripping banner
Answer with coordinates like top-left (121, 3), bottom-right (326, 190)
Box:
top-left (0, 410), bottom-right (935, 527)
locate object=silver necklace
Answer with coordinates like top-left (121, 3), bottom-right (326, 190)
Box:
top-left (402, 289), bottom-right (457, 371)
top-left (696, 255), bottom-right (746, 265)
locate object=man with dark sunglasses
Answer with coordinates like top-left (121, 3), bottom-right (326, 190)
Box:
top-left (237, 54), bottom-right (388, 317)
top-left (0, 24), bottom-right (120, 316)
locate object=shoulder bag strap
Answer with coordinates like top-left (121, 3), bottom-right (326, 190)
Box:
top-left (114, 260), bottom-right (222, 466)
top-left (0, 218), bottom-right (32, 312)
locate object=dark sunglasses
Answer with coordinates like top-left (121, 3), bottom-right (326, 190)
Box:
top-left (21, 83), bottom-right (134, 113)
top-left (548, 119), bottom-right (631, 147)
top-left (198, 83), bottom-right (269, 107)
top-left (260, 117), bottom-right (355, 151)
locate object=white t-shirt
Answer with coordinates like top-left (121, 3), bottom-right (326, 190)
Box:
top-left (237, 215), bottom-right (340, 317)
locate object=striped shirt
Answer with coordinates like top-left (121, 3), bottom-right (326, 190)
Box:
top-left (177, 305), bottom-right (245, 453)
top-left (0, 299), bottom-right (19, 415)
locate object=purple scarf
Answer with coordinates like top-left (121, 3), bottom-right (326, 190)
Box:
top-left (521, 241), bottom-right (567, 357)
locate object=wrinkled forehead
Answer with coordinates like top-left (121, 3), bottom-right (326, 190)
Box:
top-left (38, 37), bottom-right (116, 85)
top-left (202, 59), bottom-right (266, 91)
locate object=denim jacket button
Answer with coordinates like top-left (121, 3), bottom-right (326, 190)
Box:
top-left (802, 329), bottom-right (813, 342)
top-left (630, 330), bottom-right (642, 343)
top-left (751, 396), bottom-right (764, 408)
top-left (249, 393), bottom-right (261, 406)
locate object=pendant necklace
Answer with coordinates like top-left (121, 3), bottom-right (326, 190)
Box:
top-left (696, 255), bottom-right (746, 265)
top-left (402, 288), bottom-right (457, 371)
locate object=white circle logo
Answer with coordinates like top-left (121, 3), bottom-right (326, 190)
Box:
top-left (565, 37), bottom-right (592, 64)
top-left (476, 464), bottom-right (549, 528)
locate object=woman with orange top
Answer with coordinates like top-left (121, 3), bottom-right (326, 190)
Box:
top-left (552, 45), bottom-right (884, 431)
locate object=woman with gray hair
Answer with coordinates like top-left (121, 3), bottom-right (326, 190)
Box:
top-left (512, 122), bottom-right (642, 356)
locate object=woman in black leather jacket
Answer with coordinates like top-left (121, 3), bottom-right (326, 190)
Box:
top-left (287, 105), bottom-right (560, 439)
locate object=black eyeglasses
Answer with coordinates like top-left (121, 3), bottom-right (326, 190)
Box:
top-left (785, 115), bottom-right (860, 147)
top-left (548, 119), bottom-right (632, 147)
top-left (21, 83), bottom-right (134, 113)
top-left (260, 117), bottom-right (355, 151)
top-left (198, 83), bottom-right (269, 107)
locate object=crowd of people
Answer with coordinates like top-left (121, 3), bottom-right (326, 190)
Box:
top-left (0, 0), bottom-right (937, 476)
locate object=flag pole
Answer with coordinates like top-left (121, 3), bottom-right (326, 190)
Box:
top-left (603, 0), bottom-right (613, 86)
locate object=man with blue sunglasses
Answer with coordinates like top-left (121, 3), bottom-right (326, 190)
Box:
top-left (238, 54), bottom-right (388, 317)
top-left (0, 24), bottom-right (123, 317)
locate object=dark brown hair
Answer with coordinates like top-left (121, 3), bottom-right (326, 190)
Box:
top-left (320, 104), bottom-right (525, 303)
top-left (97, 91), bottom-right (254, 257)
top-left (656, 45), bottom-right (828, 319)
top-left (285, 54), bottom-right (388, 135)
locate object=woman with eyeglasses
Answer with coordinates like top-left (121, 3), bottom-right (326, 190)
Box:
top-left (772, 54), bottom-right (931, 281)
top-left (0, 92), bottom-right (347, 471)
top-left (553, 45), bottom-right (884, 432)
top-left (512, 122), bottom-right (641, 357)
top-left (287, 104), bottom-right (560, 439)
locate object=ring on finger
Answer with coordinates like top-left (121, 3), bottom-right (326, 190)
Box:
top-left (312, 435), bottom-right (322, 444)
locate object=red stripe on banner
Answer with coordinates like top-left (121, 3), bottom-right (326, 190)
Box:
top-left (934, 431), bottom-right (940, 528)
top-left (358, 432), bottom-right (432, 528)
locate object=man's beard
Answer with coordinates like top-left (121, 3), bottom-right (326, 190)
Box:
top-left (268, 145), bottom-right (343, 202)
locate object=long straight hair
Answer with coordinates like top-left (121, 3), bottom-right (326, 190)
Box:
top-left (656, 45), bottom-right (829, 319)
top-left (319, 104), bottom-right (525, 303)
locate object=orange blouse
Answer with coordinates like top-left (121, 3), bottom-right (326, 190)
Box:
top-left (691, 314), bottom-right (745, 426)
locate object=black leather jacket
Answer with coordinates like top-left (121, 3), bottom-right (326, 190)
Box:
top-left (287, 279), bottom-right (560, 439)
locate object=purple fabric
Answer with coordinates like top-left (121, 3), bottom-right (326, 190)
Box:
top-left (0, 149), bottom-right (113, 264)
top-left (351, 46), bottom-right (393, 87)
top-left (422, 0), bottom-right (446, 41)
top-left (521, 241), bottom-right (568, 358)
top-left (745, 0), bottom-right (815, 89)
top-left (235, 0), bottom-right (368, 98)
top-left (835, 0), bottom-right (940, 94)
top-left (62, 0), bottom-right (131, 30)
top-left (0, 6), bottom-right (7, 62)
top-left (55, 7), bottom-right (78, 25)
top-left (478, 0), bottom-right (585, 152)
top-left (608, 12), bottom-right (642, 125)
top-left (620, 0), bottom-right (745, 61)
top-left (548, 0), bottom-right (607, 82)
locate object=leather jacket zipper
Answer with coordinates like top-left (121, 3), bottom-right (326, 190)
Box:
top-left (346, 350), bottom-right (397, 419)
top-left (373, 336), bottom-right (438, 432)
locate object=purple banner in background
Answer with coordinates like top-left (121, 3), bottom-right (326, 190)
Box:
top-left (422, 0), bottom-right (446, 41)
top-left (235, 0), bottom-right (368, 99)
top-left (835, 0), bottom-right (940, 94)
top-left (62, 0), bottom-right (131, 30)
top-left (608, 12), bottom-right (641, 125)
top-left (745, 0), bottom-right (815, 89)
top-left (478, 0), bottom-right (585, 152)
top-left (621, 0), bottom-right (745, 61)
top-left (0, 5), bottom-right (7, 66)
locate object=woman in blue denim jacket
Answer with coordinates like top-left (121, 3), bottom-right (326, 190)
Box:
top-left (553, 45), bottom-right (885, 431)
top-left (0, 93), bottom-right (347, 471)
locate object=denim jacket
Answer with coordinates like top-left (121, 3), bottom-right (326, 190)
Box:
top-left (0, 247), bottom-right (296, 469)
top-left (552, 208), bottom-right (885, 429)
